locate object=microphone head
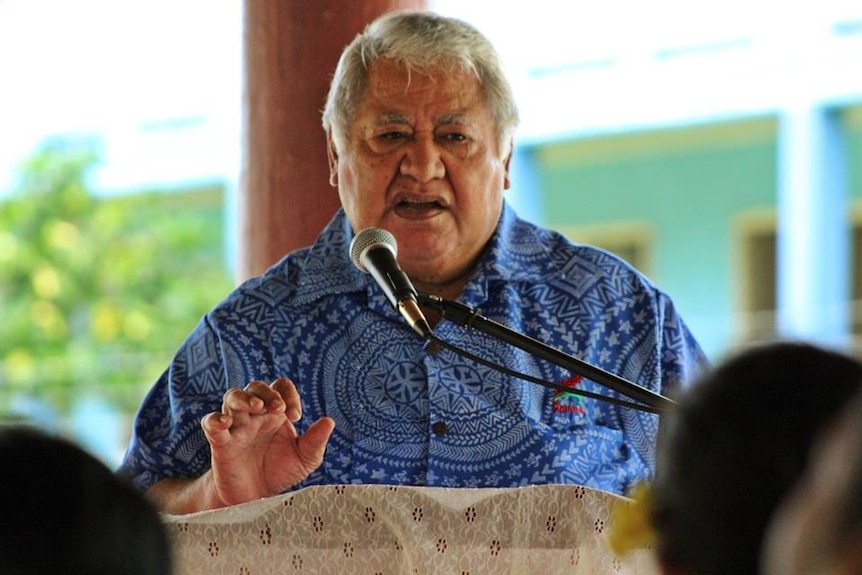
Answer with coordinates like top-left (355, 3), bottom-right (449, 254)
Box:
top-left (350, 227), bottom-right (397, 273)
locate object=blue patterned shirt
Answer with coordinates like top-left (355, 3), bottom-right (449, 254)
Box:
top-left (119, 203), bottom-right (707, 496)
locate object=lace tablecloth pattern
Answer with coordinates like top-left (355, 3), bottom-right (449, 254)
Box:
top-left (163, 484), bottom-right (658, 574)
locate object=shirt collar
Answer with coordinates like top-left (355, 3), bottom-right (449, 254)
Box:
top-left (478, 202), bottom-right (562, 283)
top-left (293, 202), bottom-right (564, 304)
top-left (293, 210), bottom-right (364, 302)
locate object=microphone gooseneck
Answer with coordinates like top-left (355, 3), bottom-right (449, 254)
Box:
top-left (350, 227), bottom-right (432, 338)
top-left (417, 293), bottom-right (676, 413)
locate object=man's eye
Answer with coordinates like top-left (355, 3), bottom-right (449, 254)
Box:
top-left (379, 132), bottom-right (407, 142)
top-left (439, 133), bottom-right (467, 143)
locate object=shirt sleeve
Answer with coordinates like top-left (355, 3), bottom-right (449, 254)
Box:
top-left (116, 315), bottom-right (230, 493)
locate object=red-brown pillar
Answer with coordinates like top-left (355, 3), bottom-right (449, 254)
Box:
top-left (240, 0), bottom-right (427, 281)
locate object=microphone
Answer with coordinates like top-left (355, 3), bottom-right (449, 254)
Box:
top-left (350, 227), bottom-right (432, 338)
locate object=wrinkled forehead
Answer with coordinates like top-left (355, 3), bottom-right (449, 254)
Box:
top-left (367, 59), bottom-right (482, 99)
top-left (354, 61), bottom-right (492, 128)
top-left (331, 57), bottom-right (503, 152)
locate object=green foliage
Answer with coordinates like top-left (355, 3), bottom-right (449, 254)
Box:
top-left (0, 142), bottom-right (234, 420)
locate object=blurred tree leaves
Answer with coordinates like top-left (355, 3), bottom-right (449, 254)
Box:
top-left (0, 140), bottom-right (234, 420)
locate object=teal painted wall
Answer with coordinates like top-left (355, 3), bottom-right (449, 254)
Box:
top-left (531, 119), bottom-right (779, 357)
top-left (847, 107), bottom-right (862, 201)
top-left (526, 108), bottom-right (862, 358)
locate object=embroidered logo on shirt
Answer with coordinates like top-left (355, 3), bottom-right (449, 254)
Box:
top-left (553, 374), bottom-right (585, 414)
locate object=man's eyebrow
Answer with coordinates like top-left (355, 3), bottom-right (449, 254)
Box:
top-left (375, 113), bottom-right (410, 125)
top-left (373, 113), bottom-right (475, 126)
top-left (437, 113), bottom-right (474, 126)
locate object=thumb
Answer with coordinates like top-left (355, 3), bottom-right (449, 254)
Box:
top-left (201, 412), bottom-right (233, 448)
top-left (296, 417), bottom-right (335, 469)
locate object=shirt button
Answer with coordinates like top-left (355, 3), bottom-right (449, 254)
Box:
top-left (425, 340), bottom-right (442, 355)
top-left (431, 421), bottom-right (448, 436)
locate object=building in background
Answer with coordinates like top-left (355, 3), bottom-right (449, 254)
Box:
top-left (2, 0), bottom-right (861, 459)
top-left (434, 0), bottom-right (862, 357)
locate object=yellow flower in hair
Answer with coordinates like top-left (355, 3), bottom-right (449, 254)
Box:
top-left (607, 481), bottom-right (657, 556)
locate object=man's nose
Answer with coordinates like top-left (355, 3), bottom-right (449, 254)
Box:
top-left (399, 135), bottom-right (445, 182)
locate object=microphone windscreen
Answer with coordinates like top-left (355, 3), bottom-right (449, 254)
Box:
top-left (350, 228), bottom-right (397, 272)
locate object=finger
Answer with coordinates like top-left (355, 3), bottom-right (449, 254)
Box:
top-left (222, 384), bottom-right (267, 414)
top-left (295, 417), bottom-right (335, 469)
top-left (245, 380), bottom-right (286, 413)
top-left (201, 412), bottom-right (233, 448)
top-left (272, 377), bottom-right (302, 421)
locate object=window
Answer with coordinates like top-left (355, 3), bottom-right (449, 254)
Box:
top-left (737, 211), bottom-right (778, 342)
top-left (736, 206), bottom-right (862, 349)
top-left (557, 222), bottom-right (653, 277)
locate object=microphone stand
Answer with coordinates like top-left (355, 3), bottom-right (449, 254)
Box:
top-left (417, 293), bottom-right (677, 414)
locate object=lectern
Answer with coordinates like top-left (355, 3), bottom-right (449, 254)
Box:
top-left (163, 484), bottom-right (658, 574)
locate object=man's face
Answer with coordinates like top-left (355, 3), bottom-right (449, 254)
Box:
top-left (329, 59), bottom-right (512, 296)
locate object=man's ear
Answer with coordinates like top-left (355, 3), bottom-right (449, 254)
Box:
top-left (503, 139), bottom-right (514, 190)
top-left (326, 131), bottom-right (339, 187)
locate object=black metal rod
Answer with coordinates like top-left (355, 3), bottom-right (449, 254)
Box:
top-left (418, 293), bottom-right (677, 413)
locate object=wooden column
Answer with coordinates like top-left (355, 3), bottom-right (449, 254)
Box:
top-left (240, 0), bottom-right (426, 280)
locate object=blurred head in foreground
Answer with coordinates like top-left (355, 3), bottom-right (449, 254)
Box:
top-left (763, 386), bottom-right (862, 575)
top-left (650, 341), bottom-right (862, 575)
top-left (0, 425), bottom-right (172, 574)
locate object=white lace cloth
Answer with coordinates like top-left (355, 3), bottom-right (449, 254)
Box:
top-left (163, 484), bottom-right (658, 574)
